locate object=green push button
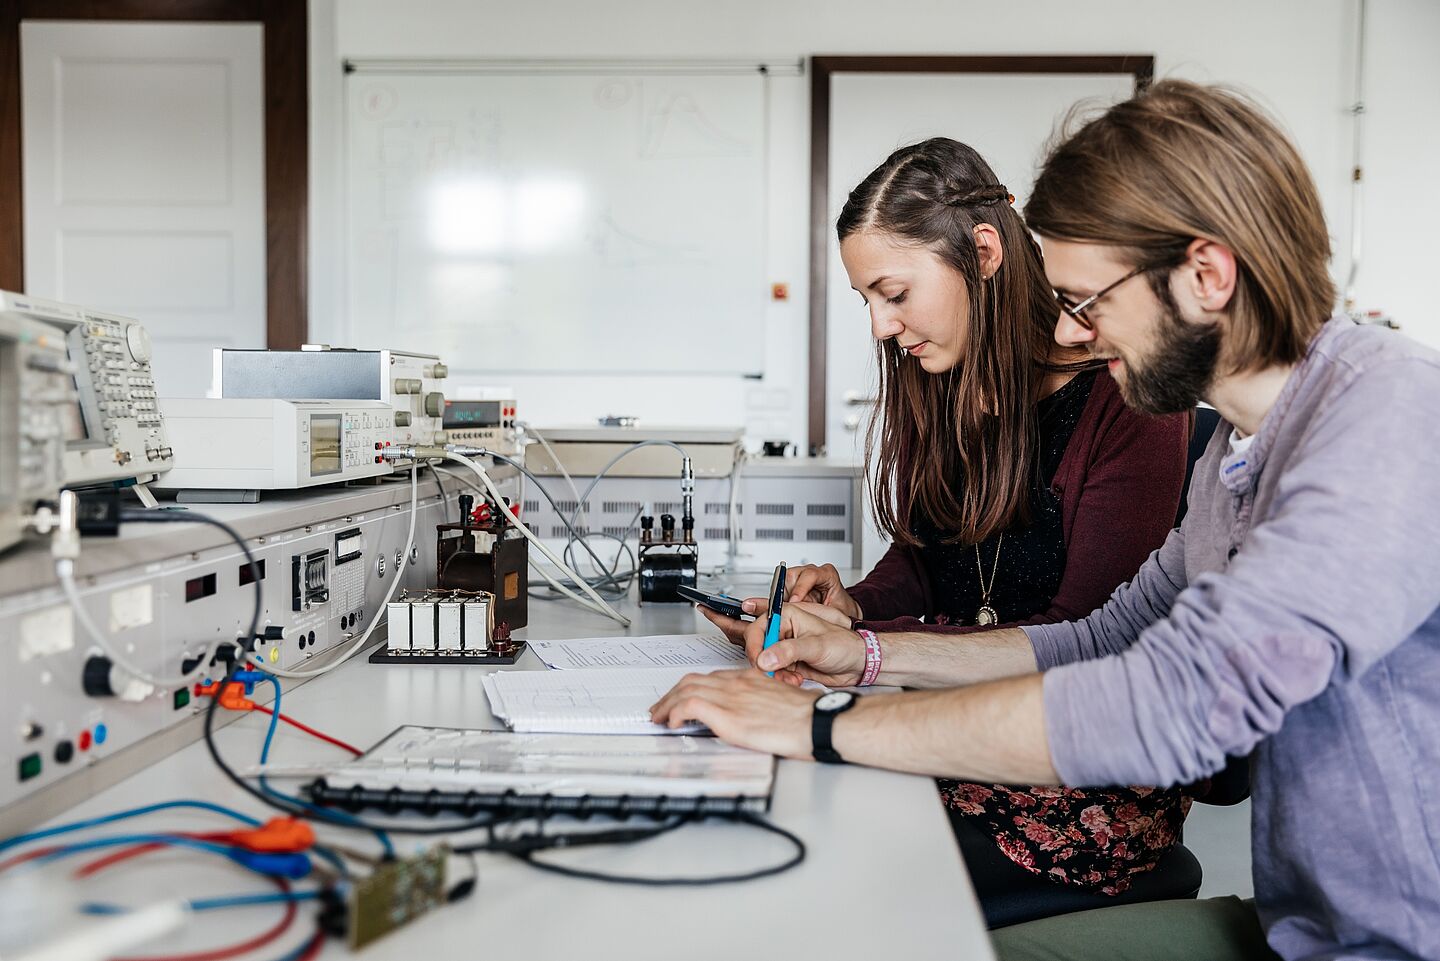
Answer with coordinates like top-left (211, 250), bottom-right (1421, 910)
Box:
top-left (18, 753), bottom-right (41, 781)
top-left (174, 688), bottom-right (191, 711)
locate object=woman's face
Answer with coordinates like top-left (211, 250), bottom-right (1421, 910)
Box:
top-left (839, 229), bottom-right (970, 374)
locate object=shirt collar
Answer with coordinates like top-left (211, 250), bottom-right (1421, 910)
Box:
top-left (1217, 314), bottom-right (1351, 494)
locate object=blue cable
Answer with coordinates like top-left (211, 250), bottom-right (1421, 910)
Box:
top-left (273, 928), bottom-right (326, 961)
top-left (24, 833), bottom-right (311, 879)
top-left (81, 890), bottom-right (324, 915)
top-left (0, 676), bottom-right (373, 898)
top-left (28, 834), bottom-right (241, 865)
top-left (252, 672), bottom-right (394, 859)
top-left (0, 691), bottom-right (352, 936)
top-left (0, 800), bottom-right (262, 856)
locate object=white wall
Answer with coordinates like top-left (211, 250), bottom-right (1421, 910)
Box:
top-left (309, 0), bottom-right (1439, 447)
top-left (1348, 0), bottom-right (1440, 337)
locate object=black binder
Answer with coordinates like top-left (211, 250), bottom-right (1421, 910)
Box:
top-left (305, 725), bottom-right (776, 820)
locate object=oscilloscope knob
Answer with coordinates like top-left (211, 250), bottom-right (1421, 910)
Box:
top-left (424, 392), bottom-right (445, 417)
top-left (82, 655), bottom-right (117, 697)
top-left (124, 325), bottom-right (152, 363)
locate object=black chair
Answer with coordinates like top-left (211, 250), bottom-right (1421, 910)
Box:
top-left (984, 406), bottom-right (1249, 929)
top-left (984, 844), bottom-right (1206, 929)
top-left (983, 752), bottom-right (1252, 929)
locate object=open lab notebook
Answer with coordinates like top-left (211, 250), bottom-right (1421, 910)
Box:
top-left (482, 665), bottom-right (731, 735)
top-left (309, 725), bottom-right (776, 816)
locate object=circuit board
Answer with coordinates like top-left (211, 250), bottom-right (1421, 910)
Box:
top-left (348, 845), bottom-right (450, 949)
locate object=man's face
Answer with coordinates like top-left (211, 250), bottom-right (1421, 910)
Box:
top-left (1042, 238), bottom-right (1221, 415)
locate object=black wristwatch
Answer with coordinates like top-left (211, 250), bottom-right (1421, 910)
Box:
top-left (811, 691), bottom-right (859, 764)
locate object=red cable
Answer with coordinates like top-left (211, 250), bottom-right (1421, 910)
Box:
top-left (73, 832), bottom-right (233, 878)
top-left (296, 929), bottom-right (328, 961)
top-left (253, 706), bottom-right (363, 757)
top-left (0, 831), bottom-right (238, 874)
top-left (0, 843), bottom-right (65, 873)
top-left (4, 830), bottom-right (322, 961)
top-left (78, 835), bottom-right (301, 961)
top-left (116, 886), bottom-right (297, 961)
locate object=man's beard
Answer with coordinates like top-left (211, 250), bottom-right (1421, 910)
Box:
top-left (1111, 286), bottom-right (1222, 416)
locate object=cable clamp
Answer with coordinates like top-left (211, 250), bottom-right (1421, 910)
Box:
top-left (226, 817), bottom-right (316, 854)
top-left (193, 678), bottom-right (258, 710)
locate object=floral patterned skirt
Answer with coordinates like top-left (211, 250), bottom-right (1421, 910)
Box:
top-left (938, 779), bottom-right (1192, 895)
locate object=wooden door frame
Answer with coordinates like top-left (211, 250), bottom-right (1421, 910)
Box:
top-left (807, 54), bottom-right (1154, 455)
top-left (0, 0), bottom-right (308, 348)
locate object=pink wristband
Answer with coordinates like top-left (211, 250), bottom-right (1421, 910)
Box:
top-left (857, 628), bottom-right (883, 687)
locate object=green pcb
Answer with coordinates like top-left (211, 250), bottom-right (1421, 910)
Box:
top-left (348, 845), bottom-right (451, 950)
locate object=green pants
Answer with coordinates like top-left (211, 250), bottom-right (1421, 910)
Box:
top-left (991, 897), bottom-right (1280, 961)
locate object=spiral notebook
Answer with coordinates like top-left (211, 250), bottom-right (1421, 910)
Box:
top-left (482, 665), bottom-right (730, 735)
top-left (311, 725), bottom-right (775, 816)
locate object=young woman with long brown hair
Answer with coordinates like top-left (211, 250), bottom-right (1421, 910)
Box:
top-left (700, 138), bottom-right (1193, 922)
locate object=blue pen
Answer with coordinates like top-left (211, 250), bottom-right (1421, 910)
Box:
top-left (761, 562), bottom-right (786, 677)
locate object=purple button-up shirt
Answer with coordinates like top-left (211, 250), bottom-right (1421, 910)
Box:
top-left (1025, 317), bottom-right (1440, 960)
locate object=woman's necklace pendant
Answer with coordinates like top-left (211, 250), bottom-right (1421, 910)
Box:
top-left (976, 605), bottom-right (998, 627)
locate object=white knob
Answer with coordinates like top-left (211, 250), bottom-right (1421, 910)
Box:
top-left (124, 325), bottom-right (152, 363)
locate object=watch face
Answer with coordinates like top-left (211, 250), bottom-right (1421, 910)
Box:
top-left (815, 691), bottom-right (855, 712)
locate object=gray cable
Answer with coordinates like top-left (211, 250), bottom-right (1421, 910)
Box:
top-left (556, 440), bottom-right (691, 587)
top-left (440, 439), bottom-right (692, 600)
top-left (427, 460), bottom-right (451, 521)
top-left (571, 440), bottom-right (689, 536)
top-left (433, 460), bottom-right (632, 593)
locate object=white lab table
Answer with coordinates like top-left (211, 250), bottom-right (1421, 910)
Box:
top-left (1, 579), bottom-right (994, 961)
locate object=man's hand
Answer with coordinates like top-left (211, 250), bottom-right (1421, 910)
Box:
top-left (741, 602), bottom-right (867, 687)
top-left (649, 669), bottom-right (821, 759)
top-left (779, 563), bottom-right (863, 621)
top-left (650, 667), bottom-right (1061, 786)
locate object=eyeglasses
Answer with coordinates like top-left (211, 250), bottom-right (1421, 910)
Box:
top-left (1053, 263), bottom-right (1153, 331)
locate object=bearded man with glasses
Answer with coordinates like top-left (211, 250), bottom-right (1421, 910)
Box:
top-left (653, 79), bottom-right (1440, 961)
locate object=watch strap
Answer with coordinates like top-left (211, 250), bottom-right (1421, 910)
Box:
top-left (811, 695), bottom-right (855, 764)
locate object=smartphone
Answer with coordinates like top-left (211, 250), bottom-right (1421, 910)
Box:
top-left (676, 585), bottom-right (751, 620)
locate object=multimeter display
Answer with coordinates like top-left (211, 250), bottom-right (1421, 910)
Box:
top-left (443, 400), bottom-right (502, 428)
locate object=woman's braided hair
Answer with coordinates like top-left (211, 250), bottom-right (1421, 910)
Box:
top-left (837, 138), bottom-right (1087, 546)
top-left (943, 183), bottom-right (1015, 209)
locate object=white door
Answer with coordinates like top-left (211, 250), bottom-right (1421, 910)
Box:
top-left (826, 72), bottom-right (1137, 568)
top-left (22, 21), bottom-right (266, 399)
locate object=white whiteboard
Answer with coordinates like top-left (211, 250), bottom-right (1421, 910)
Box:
top-left (342, 69), bottom-right (767, 375)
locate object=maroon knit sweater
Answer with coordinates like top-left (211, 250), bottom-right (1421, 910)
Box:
top-left (848, 369), bottom-right (1190, 635)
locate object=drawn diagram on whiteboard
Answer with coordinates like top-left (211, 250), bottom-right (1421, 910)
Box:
top-left (374, 118), bottom-right (468, 173)
top-left (590, 212), bottom-right (703, 269)
top-left (359, 84), bottom-right (397, 120)
top-left (639, 87), bottom-right (751, 159)
top-left (344, 71), bottom-right (766, 375)
top-left (594, 79), bottom-right (633, 109)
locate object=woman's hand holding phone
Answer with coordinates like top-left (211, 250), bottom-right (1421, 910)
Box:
top-left (698, 593), bottom-right (850, 640)
top-left (695, 563), bottom-right (861, 645)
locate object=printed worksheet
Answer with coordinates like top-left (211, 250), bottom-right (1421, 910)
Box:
top-left (528, 633), bottom-right (747, 670)
top-left (482, 665), bottom-right (731, 734)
